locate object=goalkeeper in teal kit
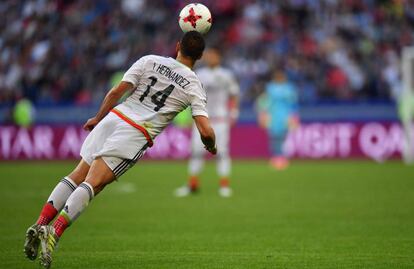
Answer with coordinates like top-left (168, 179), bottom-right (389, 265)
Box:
top-left (257, 69), bottom-right (299, 170)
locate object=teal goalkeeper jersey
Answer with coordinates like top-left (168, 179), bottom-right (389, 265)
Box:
top-left (264, 81), bottom-right (298, 135)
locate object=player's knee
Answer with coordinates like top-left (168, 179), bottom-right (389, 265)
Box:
top-left (67, 171), bottom-right (84, 186)
top-left (83, 158), bottom-right (116, 194)
top-left (84, 171), bottom-right (115, 194)
top-left (68, 162), bottom-right (90, 185)
top-left (85, 177), bottom-right (110, 194)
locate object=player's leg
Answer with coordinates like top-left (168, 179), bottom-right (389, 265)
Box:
top-left (188, 127), bottom-right (206, 190)
top-left (407, 119), bottom-right (414, 163)
top-left (24, 160), bottom-right (90, 261)
top-left (38, 157), bottom-right (115, 268)
top-left (36, 160), bottom-right (90, 226)
top-left (269, 131), bottom-right (289, 170)
top-left (37, 122), bottom-right (149, 268)
top-left (215, 122), bottom-right (232, 197)
top-left (50, 140), bottom-right (148, 239)
top-left (48, 113), bottom-right (122, 232)
top-left (33, 113), bottom-right (119, 267)
top-left (401, 98), bottom-right (414, 164)
top-left (24, 117), bottom-right (101, 262)
top-left (404, 119), bottom-right (414, 163)
top-left (31, 112), bottom-right (110, 231)
top-left (53, 157), bottom-right (115, 236)
top-left (175, 125), bottom-right (205, 197)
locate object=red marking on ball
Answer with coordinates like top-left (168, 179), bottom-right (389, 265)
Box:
top-left (183, 7), bottom-right (202, 28)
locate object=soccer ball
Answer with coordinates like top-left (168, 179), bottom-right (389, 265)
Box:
top-left (179, 3), bottom-right (212, 35)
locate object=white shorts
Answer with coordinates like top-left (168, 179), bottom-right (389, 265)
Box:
top-left (191, 120), bottom-right (230, 156)
top-left (80, 112), bottom-right (149, 178)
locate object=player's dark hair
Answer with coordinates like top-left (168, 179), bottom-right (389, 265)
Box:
top-left (180, 31), bottom-right (205, 61)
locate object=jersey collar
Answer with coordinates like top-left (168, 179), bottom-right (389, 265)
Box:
top-left (170, 57), bottom-right (193, 71)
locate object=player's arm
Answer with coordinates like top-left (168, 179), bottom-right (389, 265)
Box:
top-left (83, 81), bottom-right (133, 131)
top-left (193, 115), bottom-right (217, 155)
top-left (191, 81), bottom-right (216, 154)
top-left (256, 92), bottom-right (270, 129)
top-left (288, 85), bottom-right (300, 130)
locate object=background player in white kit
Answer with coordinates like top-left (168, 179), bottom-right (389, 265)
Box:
top-left (175, 47), bottom-right (239, 198)
top-left (23, 31), bottom-right (216, 269)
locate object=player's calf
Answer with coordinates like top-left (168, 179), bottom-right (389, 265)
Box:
top-left (31, 160), bottom-right (89, 229)
top-left (84, 157), bottom-right (117, 194)
top-left (48, 158), bottom-right (114, 239)
top-left (24, 175), bottom-right (80, 262)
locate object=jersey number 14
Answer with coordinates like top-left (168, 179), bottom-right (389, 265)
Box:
top-left (139, 76), bottom-right (175, 111)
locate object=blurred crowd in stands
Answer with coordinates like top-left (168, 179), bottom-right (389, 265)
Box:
top-left (0, 0), bottom-right (413, 106)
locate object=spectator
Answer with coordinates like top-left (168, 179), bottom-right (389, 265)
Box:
top-left (0, 0), bottom-right (413, 107)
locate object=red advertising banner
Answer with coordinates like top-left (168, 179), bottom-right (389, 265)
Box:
top-left (0, 122), bottom-right (406, 161)
top-left (230, 122), bottom-right (404, 161)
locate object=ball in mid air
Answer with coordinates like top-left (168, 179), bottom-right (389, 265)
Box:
top-left (179, 3), bottom-right (212, 35)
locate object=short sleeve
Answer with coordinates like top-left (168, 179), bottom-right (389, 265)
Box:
top-left (189, 84), bottom-right (209, 118)
top-left (122, 56), bottom-right (149, 87)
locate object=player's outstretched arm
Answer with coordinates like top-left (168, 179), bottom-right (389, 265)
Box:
top-left (83, 81), bottom-right (134, 131)
top-left (193, 115), bottom-right (217, 155)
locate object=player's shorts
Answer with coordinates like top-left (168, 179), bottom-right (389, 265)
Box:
top-left (191, 120), bottom-right (230, 156)
top-left (80, 112), bottom-right (149, 178)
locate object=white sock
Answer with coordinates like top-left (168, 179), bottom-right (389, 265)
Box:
top-left (217, 154), bottom-right (231, 178)
top-left (47, 177), bottom-right (78, 211)
top-left (62, 182), bottom-right (95, 223)
top-left (188, 155), bottom-right (204, 176)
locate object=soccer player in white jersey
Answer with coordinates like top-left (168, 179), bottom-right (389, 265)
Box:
top-left (175, 47), bottom-right (239, 198)
top-left (23, 31), bottom-right (216, 268)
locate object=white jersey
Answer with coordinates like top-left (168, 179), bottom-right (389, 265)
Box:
top-left (116, 55), bottom-right (208, 138)
top-left (196, 66), bottom-right (239, 120)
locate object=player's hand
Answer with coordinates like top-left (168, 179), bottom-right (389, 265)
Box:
top-left (288, 115), bottom-right (300, 131)
top-left (229, 109), bottom-right (239, 126)
top-left (230, 117), bottom-right (238, 127)
top-left (258, 112), bottom-right (269, 129)
top-left (83, 117), bottom-right (100, 131)
top-left (205, 144), bottom-right (217, 155)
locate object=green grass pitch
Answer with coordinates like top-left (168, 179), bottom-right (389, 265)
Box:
top-left (0, 160), bottom-right (413, 269)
